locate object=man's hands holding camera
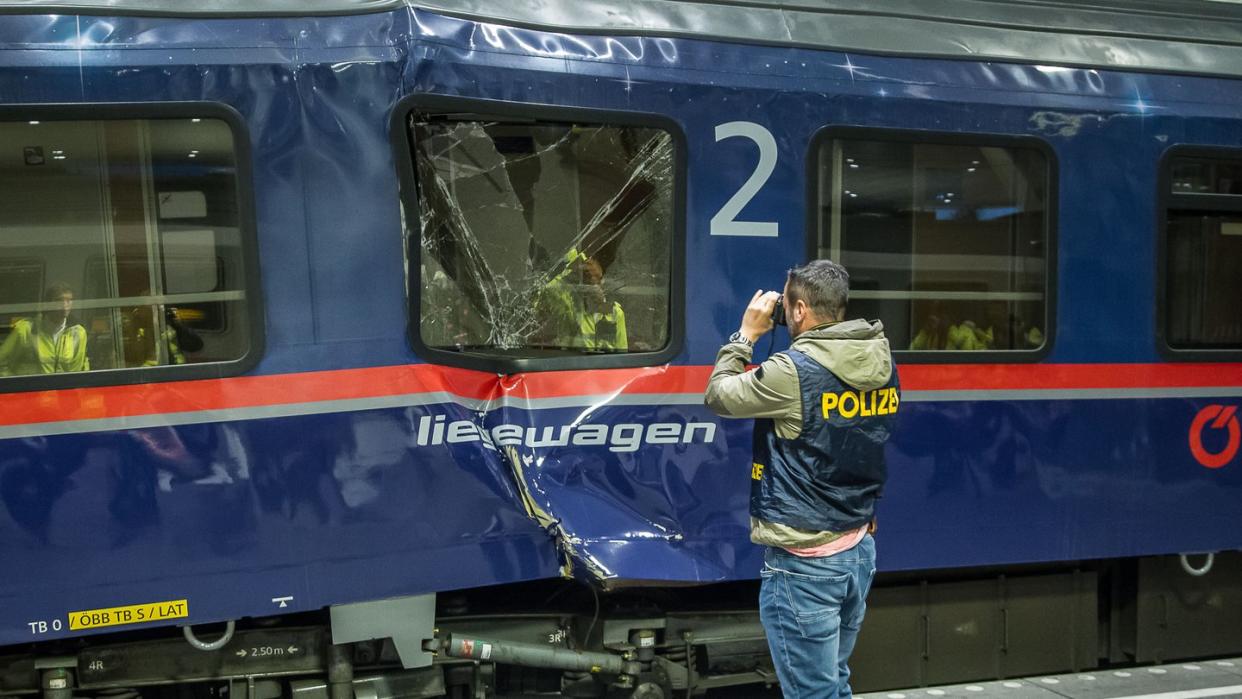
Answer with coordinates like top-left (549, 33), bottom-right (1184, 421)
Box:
top-left (739, 289), bottom-right (782, 343)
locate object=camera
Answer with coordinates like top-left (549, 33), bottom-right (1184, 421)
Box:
top-left (772, 295), bottom-right (786, 327)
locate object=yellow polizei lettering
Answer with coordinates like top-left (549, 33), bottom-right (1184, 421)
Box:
top-left (752, 462), bottom-right (765, 480)
top-left (823, 388), bottom-right (899, 420)
top-left (838, 391), bottom-right (859, 418)
top-left (821, 392), bottom-right (839, 418)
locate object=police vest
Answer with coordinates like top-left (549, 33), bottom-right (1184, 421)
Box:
top-left (750, 348), bottom-right (899, 533)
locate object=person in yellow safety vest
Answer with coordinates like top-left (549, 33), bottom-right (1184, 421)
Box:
top-left (124, 298), bottom-right (204, 367)
top-left (1024, 324), bottom-right (1044, 349)
top-left (540, 249), bottom-right (628, 351)
top-left (946, 319), bottom-right (992, 350)
top-left (130, 319), bottom-right (187, 365)
top-left (909, 307), bottom-right (947, 350)
top-left (0, 282), bottom-right (89, 376)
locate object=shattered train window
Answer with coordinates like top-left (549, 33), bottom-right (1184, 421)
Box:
top-left (411, 117), bottom-right (674, 357)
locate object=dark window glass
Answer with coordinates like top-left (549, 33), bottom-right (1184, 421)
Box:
top-left (816, 138), bottom-right (1049, 353)
top-left (1167, 215), bottom-right (1242, 348)
top-left (0, 118), bottom-right (250, 379)
top-left (1169, 157), bottom-right (1242, 196)
top-left (411, 118), bottom-right (674, 358)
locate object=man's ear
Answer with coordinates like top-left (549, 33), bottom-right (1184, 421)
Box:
top-left (794, 298), bottom-right (810, 321)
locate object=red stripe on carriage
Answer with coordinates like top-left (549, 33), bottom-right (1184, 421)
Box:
top-left (0, 362), bottom-right (1240, 428)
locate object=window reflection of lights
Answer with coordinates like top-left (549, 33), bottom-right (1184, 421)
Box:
top-left (188, 153), bottom-right (198, 158)
top-left (51, 149), bottom-right (63, 155)
top-left (846, 158), bottom-right (855, 163)
top-left (28, 121), bottom-right (39, 125)
top-left (966, 167), bottom-right (977, 173)
top-left (971, 160), bottom-right (980, 165)
top-left (191, 118), bottom-right (201, 123)
top-left (52, 155), bottom-right (66, 160)
top-left (848, 192), bottom-right (858, 198)
top-left (849, 163), bottom-right (860, 169)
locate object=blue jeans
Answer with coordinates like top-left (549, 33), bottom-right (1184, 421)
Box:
top-left (759, 534), bottom-right (876, 699)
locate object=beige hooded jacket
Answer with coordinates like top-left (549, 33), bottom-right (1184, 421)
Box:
top-left (704, 318), bottom-right (894, 548)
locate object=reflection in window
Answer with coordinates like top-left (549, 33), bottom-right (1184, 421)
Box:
top-left (1169, 157), bottom-right (1242, 196)
top-left (0, 118), bottom-right (249, 379)
top-left (816, 138), bottom-right (1049, 352)
top-left (1166, 156), bottom-right (1242, 349)
top-left (411, 117), bottom-right (674, 357)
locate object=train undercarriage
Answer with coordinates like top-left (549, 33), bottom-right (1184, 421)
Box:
top-left (3, 552), bottom-right (1241, 699)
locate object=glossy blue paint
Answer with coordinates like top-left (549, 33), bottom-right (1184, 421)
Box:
top-left (0, 6), bottom-right (1241, 647)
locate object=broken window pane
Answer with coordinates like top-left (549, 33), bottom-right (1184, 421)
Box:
top-left (411, 117), bottom-right (674, 357)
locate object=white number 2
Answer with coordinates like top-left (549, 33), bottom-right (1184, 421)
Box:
top-left (710, 121), bottom-right (779, 237)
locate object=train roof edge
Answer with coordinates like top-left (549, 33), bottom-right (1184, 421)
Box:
top-left (2, 0), bottom-right (1242, 77)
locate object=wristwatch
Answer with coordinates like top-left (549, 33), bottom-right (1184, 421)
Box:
top-left (728, 331), bottom-right (754, 348)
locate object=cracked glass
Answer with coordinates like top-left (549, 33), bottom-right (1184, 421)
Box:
top-left (410, 116), bottom-right (674, 358)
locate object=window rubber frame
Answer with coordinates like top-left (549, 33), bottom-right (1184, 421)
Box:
top-left (804, 125), bottom-right (1058, 364)
top-left (392, 93), bottom-right (687, 375)
top-left (0, 101), bottom-right (265, 395)
top-left (1156, 144), bottom-right (1242, 360)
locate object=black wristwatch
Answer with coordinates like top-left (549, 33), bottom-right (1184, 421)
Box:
top-left (728, 331), bottom-right (754, 348)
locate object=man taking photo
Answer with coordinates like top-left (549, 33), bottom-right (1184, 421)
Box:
top-left (705, 259), bottom-right (899, 699)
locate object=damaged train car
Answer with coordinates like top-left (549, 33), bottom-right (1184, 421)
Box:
top-left (3, 0), bottom-right (1242, 697)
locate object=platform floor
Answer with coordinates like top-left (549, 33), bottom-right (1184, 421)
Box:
top-left (856, 658), bottom-right (1242, 699)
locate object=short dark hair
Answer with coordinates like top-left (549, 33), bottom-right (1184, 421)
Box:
top-left (786, 260), bottom-right (849, 320)
top-left (43, 282), bottom-right (73, 302)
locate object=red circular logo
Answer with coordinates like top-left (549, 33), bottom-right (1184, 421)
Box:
top-left (1189, 405), bottom-right (1241, 469)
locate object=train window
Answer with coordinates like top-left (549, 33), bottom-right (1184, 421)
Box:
top-left (408, 113), bottom-right (676, 367)
top-left (814, 135), bottom-right (1051, 355)
top-left (1164, 155), bottom-right (1242, 350)
top-left (0, 116), bottom-right (253, 383)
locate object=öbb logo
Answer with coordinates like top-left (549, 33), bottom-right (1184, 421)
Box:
top-left (1189, 404), bottom-right (1240, 469)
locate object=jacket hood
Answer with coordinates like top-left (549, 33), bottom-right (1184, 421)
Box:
top-left (790, 318), bottom-right (893, 391)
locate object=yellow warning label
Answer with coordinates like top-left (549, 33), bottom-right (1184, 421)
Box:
top-left (68, 599), bottom-right (188, 631)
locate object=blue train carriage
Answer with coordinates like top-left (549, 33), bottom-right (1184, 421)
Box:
top-left (1, 0), bottom-right (1242, 697)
